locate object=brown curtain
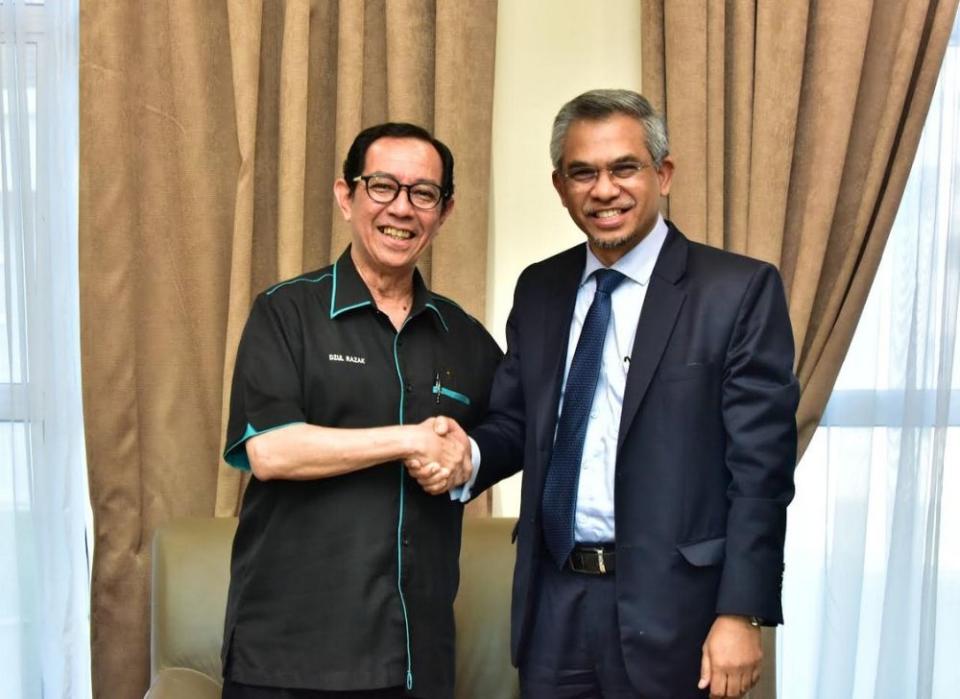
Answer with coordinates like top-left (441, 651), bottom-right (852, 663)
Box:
top-left (80, 1), bottom-right (498, 696)
top-left (640, 0), bottom-right (959, 696)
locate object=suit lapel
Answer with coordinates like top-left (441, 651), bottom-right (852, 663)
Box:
top-left (533, 246), bottom-right (585, 455)
top-left (618, 225), bottom-right (688, 453)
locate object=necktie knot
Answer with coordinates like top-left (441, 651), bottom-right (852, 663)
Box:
top-left (594, 268), bottom-right (626, 295)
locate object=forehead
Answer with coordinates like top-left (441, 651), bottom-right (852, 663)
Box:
top-left (562, 114), bottom-right (651, 164)
top-left (363, 137), bottom-right (443, 181)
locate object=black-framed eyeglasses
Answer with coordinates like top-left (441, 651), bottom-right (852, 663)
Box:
top-left (353, 173), bottom-right (445, 210)
top-left (561, 161), bottom-right (652, 186)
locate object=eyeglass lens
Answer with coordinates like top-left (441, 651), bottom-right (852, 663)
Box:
top-left (363, 174), bottom-right (442, 209)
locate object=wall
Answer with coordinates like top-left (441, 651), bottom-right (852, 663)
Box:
top-left (488, 0), bottom-right (644, 516)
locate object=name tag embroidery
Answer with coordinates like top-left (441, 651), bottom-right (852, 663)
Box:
top-left (328, 353), bottom-right (366, 365)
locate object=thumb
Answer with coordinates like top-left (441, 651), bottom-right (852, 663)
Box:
top-left (698, 646), bottom-right (711, 690)
top-left (433, 415), bottom-right (449, 435)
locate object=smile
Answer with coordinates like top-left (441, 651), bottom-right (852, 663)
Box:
top-left (379, 225), bottom-right (414, 240)
top-left (590, 205), bottom-right (632, 219)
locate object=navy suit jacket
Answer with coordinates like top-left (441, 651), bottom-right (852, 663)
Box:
top-left (471, 222), bottom-right (799, 697)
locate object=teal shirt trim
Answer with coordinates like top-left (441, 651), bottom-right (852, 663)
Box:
top-left (330, 256), bottom-right (373, 318)
top-left (424, 302), bottom-right (449, 332)
top-left (431, 385), bottom-right (470, 406)
top-left (265, 273), bottom-right (331, 296)
top-left (223, 421), bottom-right (304, 470)
top-left (392, 320), bottom-right (415, 691)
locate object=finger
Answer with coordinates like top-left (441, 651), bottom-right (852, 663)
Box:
top-left (404, 458), bottom-right (422, 470)
top-left (420, 466), bottom-right (450, 486)
top-left (423, 473), bottom-right (453, 495)
top-left (698, 648), bottom-right (711, 691)
top-left (433, 415), bottom-right (449, 435)
top-left (409, 462), bottom-right (440, 484)
top-left (710, 671), bottom-right (727, 698)
top-left (428, 470), bottom-right (451, 486)
top-left (411, 460), bottom-right (436, 475)
top-left (728, 672), bottom-right (744, 697)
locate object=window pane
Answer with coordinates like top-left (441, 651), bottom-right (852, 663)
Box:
top-left (0, 422), bottom-right (35, 697)
top-left (0, 41), bottom-right (37, 386)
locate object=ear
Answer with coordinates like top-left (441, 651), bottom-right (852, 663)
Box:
top-left (437, 196), bottom-right (456, 226)
top-left (656, 156), bottom-right (675, 197)
top-left (552, 170), bottom-right (570, 209)
top-left (333, 178), bottom-right (353, 221)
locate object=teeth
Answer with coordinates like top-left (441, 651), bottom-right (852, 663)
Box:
top-left (595, 209), bottom-right (622, 219)
top-left (381, 226), bottom-right (414, 240)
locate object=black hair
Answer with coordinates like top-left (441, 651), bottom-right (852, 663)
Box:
top-left (342, 122), bottom-right (455, 203)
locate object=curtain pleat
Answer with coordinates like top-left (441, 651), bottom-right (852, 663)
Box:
top-left (81, 1), bottom-right (498, 694)
top-left (641, 1), bottom-right (959, 696)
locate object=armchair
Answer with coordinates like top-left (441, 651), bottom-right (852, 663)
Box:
top-left (146, 516), bottom-right (519, 698)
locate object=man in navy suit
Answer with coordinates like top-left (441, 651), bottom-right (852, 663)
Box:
top-left (409, 89), bottom-right (799, 698)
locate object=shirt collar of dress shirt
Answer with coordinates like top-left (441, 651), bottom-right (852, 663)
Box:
top-left (580, 214), bottom-right (669, 288)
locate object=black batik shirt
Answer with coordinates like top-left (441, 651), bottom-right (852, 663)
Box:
top-left (221, 246), bottom-right (503, 698)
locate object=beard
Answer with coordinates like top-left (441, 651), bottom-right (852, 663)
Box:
top-left (587, 231), bottom-right (637, 250)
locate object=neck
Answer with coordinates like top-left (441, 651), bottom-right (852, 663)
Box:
top-left (352, 255), bottom-right (415, 312)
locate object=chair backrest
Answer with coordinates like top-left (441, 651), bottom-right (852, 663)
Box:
top-left (454, 517), bottom-right (520, 698)
top-left (150, 515), bottom-right (519, 697)
top-left (151, 516), bottom-right (237, 680)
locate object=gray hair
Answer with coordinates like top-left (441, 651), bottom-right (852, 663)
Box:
top-left (549, 89), bottom-right (670, 170)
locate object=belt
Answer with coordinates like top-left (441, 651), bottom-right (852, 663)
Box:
top-left (567, 544), bottom-right (616, 575)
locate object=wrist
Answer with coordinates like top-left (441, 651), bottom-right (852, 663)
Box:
top-left (719, 613), bottom-right (765, 628)
top-left (397, 424), bottom-right (422, 460)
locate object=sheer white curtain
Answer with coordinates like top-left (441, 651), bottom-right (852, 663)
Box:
top-left (0, 0), bottom-right (88, 697)
top-left (778, 12), bottom-right (960, 699)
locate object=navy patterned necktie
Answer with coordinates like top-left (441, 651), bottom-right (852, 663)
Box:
top-left (542, 268), bottom-right (626, 568)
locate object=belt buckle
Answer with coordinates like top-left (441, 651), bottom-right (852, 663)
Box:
top-left (574, 546), bottom-right (605, 574)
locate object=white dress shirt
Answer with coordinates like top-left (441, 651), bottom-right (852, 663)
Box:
top-left (564, 216), bottom-right (667, 542)
top-left (460, 217), bottom-right (669, 542)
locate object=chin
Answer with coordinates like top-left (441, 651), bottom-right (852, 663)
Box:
top-left (587, 232), bottom-right (635, 250)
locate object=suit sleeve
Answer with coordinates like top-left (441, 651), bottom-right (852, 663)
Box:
top-left (222, 293), bottom-right (307, 470)
top-left (716, 263), bottom-right (799, 624)
top-left (469, 276), bottom-right (529, 494)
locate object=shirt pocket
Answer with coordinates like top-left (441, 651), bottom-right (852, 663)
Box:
top-left (432, 384), bottom-right (471, 406)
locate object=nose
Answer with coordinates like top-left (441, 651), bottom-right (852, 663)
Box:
top-left (386, 186), bottom-right (416, 215)
top-left (589, 168), bottom-right (621, 199)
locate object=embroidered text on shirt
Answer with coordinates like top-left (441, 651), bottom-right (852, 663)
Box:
top-left (329, 353), bottom-right (366, 364)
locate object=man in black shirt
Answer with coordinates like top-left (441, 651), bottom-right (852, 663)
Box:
top-left (220, 122), bottom-right (502, 699)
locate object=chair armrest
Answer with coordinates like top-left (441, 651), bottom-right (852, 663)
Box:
top-left (144, 667), bottom-right (222, 699)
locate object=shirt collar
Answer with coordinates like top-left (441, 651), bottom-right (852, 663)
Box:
top-left (330, 246), bottom-right (449, 331)
top-left (581, 214), bottom-right (669, 287)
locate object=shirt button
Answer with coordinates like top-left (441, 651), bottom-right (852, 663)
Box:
top-left (402, 537), bottom-right (410, 547)
top-left (405, 383), bottom-right (413, 392)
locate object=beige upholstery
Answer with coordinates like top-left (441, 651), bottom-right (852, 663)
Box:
top-left (147, 516), bottom-right (519, 698)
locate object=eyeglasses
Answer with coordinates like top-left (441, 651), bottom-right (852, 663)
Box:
top-left (561, 161), bottom-right (652, 187)
top-left (353, 173), bottom-right (445, 210)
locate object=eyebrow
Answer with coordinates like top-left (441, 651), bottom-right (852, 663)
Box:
top-left (367, 170), bottom-right (443, 187)
top-left (564, 155), bottom-right (645, 168)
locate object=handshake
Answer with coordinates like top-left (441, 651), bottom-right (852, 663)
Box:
top-left (404, 416), bottom-right (472, 495)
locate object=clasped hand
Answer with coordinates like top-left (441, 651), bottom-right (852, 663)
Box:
top-left (404, 416), bottom-right (471, 495)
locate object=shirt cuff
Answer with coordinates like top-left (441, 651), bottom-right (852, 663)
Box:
top-left (448, 437), bottom-right (482, 503)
